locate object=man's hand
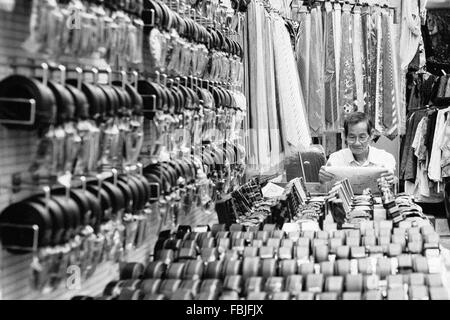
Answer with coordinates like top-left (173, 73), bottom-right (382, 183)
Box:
top-left (380, 171), bottom-right (398, 186)
top-left (319, 166), bottom-right (336, 184)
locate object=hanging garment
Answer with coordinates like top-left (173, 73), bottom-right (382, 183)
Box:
top-left (374, 7), bottom-right (384, 134)
top-left (246, 0), bottom-right (271, 175)
top-left (323, 4), bottom-right (338, 131)
top-left (399, 0), bottom-right (422, 70)
top-left (428, 108), bottom-right (450, 182)
top-left (352, 6), bottom-right (365, 112)
top-left (308, 6), bottom-right (325, 136)
top-left (411, 117), bottom-right (429, 198)
top-left (365, 6), bottom-right (379, 122)
top-left (264, 14), bottom-right (283, 174)
top-left (437, 75), bottom-right (450, 98)
top-left (273, 17), bottom-right (312, 151)
top-left (361, 6), bottom-right (370, 109)
top-left (425, 109), bottom-right (438, 160)
top-left (445, 76), bottom-right (450, 97)
top-left (381, 10), bottom-right (398, 139)
top-left (338, 4), bottom-right (356, 124)
top-left (295, 10), bottom-right (311, 111)
top-left (441, 115), bottom-right (450, 178)
top-left (333, 3), bottom-right (342, 112)
top-left (400, 110), bottom-right (426, 181)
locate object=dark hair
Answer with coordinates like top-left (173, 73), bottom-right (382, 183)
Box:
top-left (344, 112), bottom-right (373, 137)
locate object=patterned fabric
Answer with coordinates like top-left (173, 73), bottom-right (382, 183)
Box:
top-left (353, 7), bottom-right (365, 112)
top-left (374, 7), bottom-right (384, 134)
top-left (361, 7), bottom-right (370, 109)
top-left (308, 7), bottom-right (325, 136)
top-left (381, 10), bottom-right (398, 139)
top-left (324, 8), bottom-right (338, 131)
top-left (338, 5), bottom-right (356, 125)
top-left (295, 11), bottom-right (311, 110)
top-left (366, 6), bottom-right (379, 124)
top-left (441, 115), bottom-right (450, 178)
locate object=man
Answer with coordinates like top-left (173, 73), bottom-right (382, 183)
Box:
top-left (319, 112), bottom-right (397, 185)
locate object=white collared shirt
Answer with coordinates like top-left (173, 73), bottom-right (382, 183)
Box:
top-left (326, 146), bottom-right (396, 173)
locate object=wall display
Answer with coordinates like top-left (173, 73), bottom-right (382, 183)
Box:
top-left (244, 0), bottom-right (311, 178)
top-left (292, 1), bottom-right (402, 143)
top-left (71, 176), bottom-right (450, 300)
top-left (0, 0), bottom-right (247, 299)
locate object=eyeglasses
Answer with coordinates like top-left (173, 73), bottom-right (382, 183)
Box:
top-left (347, 135), bottom-right (370, 144)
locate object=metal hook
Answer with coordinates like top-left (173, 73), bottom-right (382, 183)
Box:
top-left (58, 65), bottom-right (67, 86)
top-left (80, 176), bottom-right (87, 192)
top-left (137, 162), bottom-right (143, 176)
top-left (65, 184), bottom-right (71, 200)
top-left (84, 67), bottom-right (99, 84)
top-left (133, 71), bottom-right (139, 91)
top-left (112, 168), bottom-right (118, 186)
top-left (41, 63), bottom-right (49, 87)
top-left (120, 70), bottom-right (127, 89)
top-left (43, 185), bottom-right (51, 213)
top-left (98, 67), bottom-right (112, 86)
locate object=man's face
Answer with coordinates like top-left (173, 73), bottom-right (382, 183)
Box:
top-left (346, 121), bottom-right (372, 155)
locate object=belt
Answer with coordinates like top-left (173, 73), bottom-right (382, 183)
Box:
top-left (0, 74), bottom-right (56, 131)
top-left (120, 262), bottom-right (145, 280)
top-left (44, 80), bottom-right (75, 125)
top-left (65, 84), bottom-right (89, 120)
top-left (51, 195), bottom-right (81, 241)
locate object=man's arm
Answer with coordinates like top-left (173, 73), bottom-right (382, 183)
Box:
top-left (319, 153), bottom-right (337, 183)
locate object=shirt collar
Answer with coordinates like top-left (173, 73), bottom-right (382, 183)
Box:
top-left (346, 146), bottom-right (374, 166)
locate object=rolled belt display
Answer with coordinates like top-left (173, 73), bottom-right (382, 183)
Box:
top-left (0, 75), bottom-right (56, 130)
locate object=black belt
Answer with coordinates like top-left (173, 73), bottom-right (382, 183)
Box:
top-left (0, 75), bottom-right (56, 131)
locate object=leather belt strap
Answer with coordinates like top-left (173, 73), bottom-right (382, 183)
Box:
top-left (182, 261), bottom-right (203, 280)
top-left (244, 276), bottom-right (263, 295)
top-left (170, 289), bottom-right (194, 300)
top-left (0, 200), bottom-right (53, 248)
top-left (320, 261), bottom-right (334, 277)
top-left (243, 247), bottom-right (259, 258)
top-left (265, 276), bottom-right (284, 293)
top-left (120, 262), bottom-right (145, 280)
top-left (299, 262), bottom-right (315, 276)
top-left (278, 247), bottom-right (293, 260)
top-left (28, 196), bottom-right (65, 246)
top-left (144, 261), bottom-right (167, 279)
top-left (205, 261), bottom-right (223, 279)
top-left (159, 279), bottom-right (182, 296)
top-left (223, 275), bottom-right (243, 293)
top-left (118, 288), bottom-right (144, 300)
top-left (305, 274), bottom-right (324, 293)
top-left (0, 75), bottom-right (56, 131)
top-left (179, 279), bottom-right (201, 296)
top-left (155, 249), bottom-right (175, 265)
top-left (178, 247), bottom-right (197, 260)
top-left (325, 276), bottom-right (344, 293)
top-left (261, 258), bottom-right (277, 278)
top-left (223, 260), bottom-right (241, 278)
top-left (200, 248), bottom-right (219, 262)
top-left (167, 262), bottom-right (185, 279)
top-left (345, 274), bottom-right (363, 292)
